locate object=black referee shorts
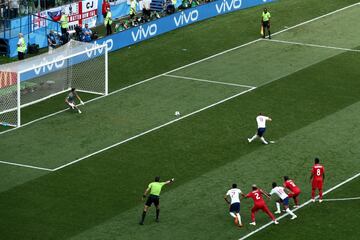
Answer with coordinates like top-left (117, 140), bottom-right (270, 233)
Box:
top-left (145, 195), bottom-right (160, 207)
top-left (262, 21), bottom-right (270, 28)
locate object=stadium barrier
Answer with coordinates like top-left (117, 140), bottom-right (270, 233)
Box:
top-left (92, 0), bottom-right (275, 54)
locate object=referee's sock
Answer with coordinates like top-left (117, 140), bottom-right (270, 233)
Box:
top-left (156, 209), bottom-right (160, 220)
top-left (140, 211), bottom-right (146, 224)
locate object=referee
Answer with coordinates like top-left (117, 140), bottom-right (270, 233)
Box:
top-left (261, 8), bottom-right (271, 39)
top-left (139, 176), bottom-right (175, 225)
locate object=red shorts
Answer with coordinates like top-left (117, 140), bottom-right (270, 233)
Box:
top-left (288, 190), bottom-right (301, 198)
top-left (312, 180), bottom-right (323, 190)
top-left (252, 203), bottom-right (268, 212)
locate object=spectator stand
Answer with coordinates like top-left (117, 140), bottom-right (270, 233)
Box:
top-left (0, 13), bottom-right (60, 57)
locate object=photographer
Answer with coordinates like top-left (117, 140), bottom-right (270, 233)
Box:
top-left (47, 30), bottom-right (58, 53)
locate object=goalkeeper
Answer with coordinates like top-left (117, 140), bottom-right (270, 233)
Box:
top-left (65, 88), bottom-right (84, 114)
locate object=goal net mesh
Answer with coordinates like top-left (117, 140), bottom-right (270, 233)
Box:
top-left (0, 40), bottom-right (107, 127)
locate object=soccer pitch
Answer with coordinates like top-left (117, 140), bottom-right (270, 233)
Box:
top-left (0, 0), bottom-right (360, 239)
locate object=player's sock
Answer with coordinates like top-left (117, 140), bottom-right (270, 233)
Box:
top-left (249, 134), bottom-right (257, 142)
top-left (294, 197), bottom-right (299, 206)
top-left (319, 189), bottom-right (323, 200)
top-left (265, 208), bottom-right (276, 221)
top-left (311, 189), bottom-right (315, 199)
top-left (286, 208), bottom-right (296, 217)
top-left (251, 211), bottom-right (255, 222)
top-left (276, 202), bottom-right (281, 213)
top-left (140, 211), bottom-right (146, 225)
top-left (230, 212), bottom-right (236, 218)
top-left (156, 209), bottom-right (160, 220)
top-left (260, 137), bottom-right (268, 144)
top-left (236, 214), bottom-right (242, 225)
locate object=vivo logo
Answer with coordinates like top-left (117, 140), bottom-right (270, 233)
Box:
top-left (86, 39), bottom-right (113, 58)
top-left (131, 24), bottom-right (158, 42)
top-left (33, 57), bottom-right (65, 75)
top-left (215, 0), bottom-right (242, 13)
top-left (174, 10), bottom-right (199, 27)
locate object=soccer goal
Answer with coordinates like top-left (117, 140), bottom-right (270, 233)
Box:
top-left (0, 40), bottom-right (108, 127)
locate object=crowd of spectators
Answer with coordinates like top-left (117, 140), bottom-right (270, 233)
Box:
top-left (110, 0), bottom-right (211, 35)
top-left (13, 0), bottom-right (214, 53)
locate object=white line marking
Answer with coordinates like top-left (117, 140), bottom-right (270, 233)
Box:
top-left (264, 39), bottom-right (360, 53)
top-left (323, 197), bottom-right (360, 202)
top-left (1, 2), bottom-right (358, 135)
top-left (164, 74), bottom-right (255, 88)
top-left (0, 160), bottom-right (53, 171)
top-left (52, 87), bottom-right (257, 171)
top-left (239, 172), bottom-right (360, 240)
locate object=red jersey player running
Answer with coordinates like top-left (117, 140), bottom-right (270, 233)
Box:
top-left (283, 176), bottom-right (301, 208)
top-left (310, 158), bottom-right (325, 203)
top-left (245, 184), bottom-right (279, 226)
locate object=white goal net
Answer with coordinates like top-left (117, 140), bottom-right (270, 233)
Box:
top-left (0, 40), bottom-right (108, 127)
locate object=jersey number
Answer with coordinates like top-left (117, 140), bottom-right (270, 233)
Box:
top-left (289, 181), bottom-right (296, 187)
top-left (316, 169), bottom-right (321, 176)
top-left (254, 193), bottom-right (260, 200)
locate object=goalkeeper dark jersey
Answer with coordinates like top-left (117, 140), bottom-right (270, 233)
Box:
top-left (67, 92), bottom-right (76, 102)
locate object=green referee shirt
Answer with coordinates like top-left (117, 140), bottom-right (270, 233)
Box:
top-left (148, 182), bottom-right (166, 196)
top-left (262, 12), bottom-right (271, 22)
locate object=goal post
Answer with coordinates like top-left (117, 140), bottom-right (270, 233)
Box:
top-left (0, 40), bottom-right (108, 127)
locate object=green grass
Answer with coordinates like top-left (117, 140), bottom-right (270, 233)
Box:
top-left (0, 0), bottom-right (360, 239)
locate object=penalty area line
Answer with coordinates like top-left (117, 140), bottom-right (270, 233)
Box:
top-left (0, 160), bottom-right (54, 171)
top-left (323, 196), bottom-right (360, 202)
top-left (238, 172), bottom-right (360, 240)
top-left (264, 39), bottom-right (360, 53)
top-left (164, 74), bottom-right (256, 89)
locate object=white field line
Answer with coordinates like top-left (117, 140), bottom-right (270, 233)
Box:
top-left (265, 39), bottom-right (360, 53)
top-left (238, 172), bottom-right (360, 240)
top-left (164, 74), bottom-right (255, 88)
top-left (52, 86), bottom-right (257, 171)
top-left (323, 196), bottom-right (360, 202)
top-left (0, 160), bottom-right (53, 171)
top-left (1, 2), bottom-right (358, 136)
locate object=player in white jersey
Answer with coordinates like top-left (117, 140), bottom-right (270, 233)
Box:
top-left (224, 184), bottom-right (245, 227)
top-left (248, 113), bottom-right (272, 144)
top-left (269, 182), bottom-right (297, 220)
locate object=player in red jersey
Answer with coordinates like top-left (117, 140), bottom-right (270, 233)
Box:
top-left (245, 184), bottom-right (279, 226)
top-left (283, 176), bottom-right (301, 208)
top-left (310, 158), bottom-right (325, 203)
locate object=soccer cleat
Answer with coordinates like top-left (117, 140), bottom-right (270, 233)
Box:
top-left (274, 211), bottom-right (281, 214)
top-left (319, 199), bottom-right (323, 203)
top-left (155, 218), bottom-right (160, 223)
top-left (274, 220), bottom-right (279, 225)
top-left (139, 221), bottom-right (144, 225)
top-left (311, 199), bottom-right (315, 203)
top-left (249, 222), bottom-right (256, 226)
top-left (291, 215), bottom-right (297, 220)
top-left (238, 223), bottom-right (243, 228)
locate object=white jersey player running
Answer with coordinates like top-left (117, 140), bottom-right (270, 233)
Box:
top-left (224, 184), bottom-right (245, 227)
top-left (269, 182), bottom-right (297, 220)
top-left (248, 113), bottom-right (272, 144)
